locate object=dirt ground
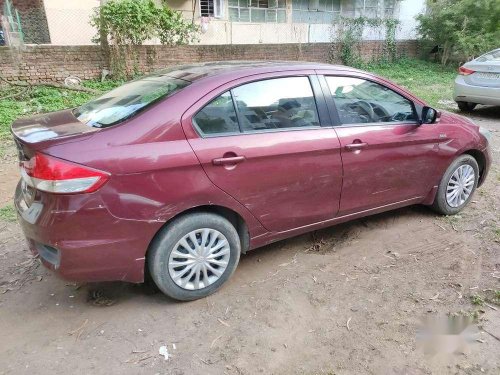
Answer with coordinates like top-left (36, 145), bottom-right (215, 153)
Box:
top-left (0, 107), bottom-right (499, 375)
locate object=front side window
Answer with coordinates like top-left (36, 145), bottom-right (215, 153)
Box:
top-left (325, 76), bottom-right (416, 125)
top-left (232, 77), bottom-right (320, 132)
top-left (75, 75), bottom-right (189, 128)
top-left (193, 92), bottom-right (240, 135)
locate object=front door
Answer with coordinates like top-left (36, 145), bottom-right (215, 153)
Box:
top-left (183, 75), bottom-right (343, 232)
top-left (321, 75), bottom-right (442, 215)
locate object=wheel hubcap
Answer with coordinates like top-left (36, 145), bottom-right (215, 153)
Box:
top-left (168, 228), bottom-right (230, 290)
top-left (446, 164), bottom-right (475, 208)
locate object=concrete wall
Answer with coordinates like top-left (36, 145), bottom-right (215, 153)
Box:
top-left (43, 0), bottom-right (99, 46)
top-left (0, 40), bottom-right (419, 83)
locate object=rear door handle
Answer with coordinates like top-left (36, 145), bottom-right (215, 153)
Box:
top-left (212, 156), bottom-right (246, 166)
top-left (345, 142), bottom-right (368, 151)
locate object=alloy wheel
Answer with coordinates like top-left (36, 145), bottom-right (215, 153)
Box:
top-left (446, 164), bottom-right (475, 208)
top-left (168, 228), bottom-right (231, 290)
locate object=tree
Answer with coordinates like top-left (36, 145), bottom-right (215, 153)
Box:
top-left (416, 0), bottom-right (500, 65)
top-left (90, 0), bottom-right (199, 77)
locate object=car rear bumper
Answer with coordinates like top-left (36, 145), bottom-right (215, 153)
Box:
top-left (14, 181), bottom-right (160, 283)
top-left (454, 76), bottom-right (500, 105)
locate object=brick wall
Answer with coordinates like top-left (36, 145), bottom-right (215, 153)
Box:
top-left (0, 40), bottom-right (418, 83)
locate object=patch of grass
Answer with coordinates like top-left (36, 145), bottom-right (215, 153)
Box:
top-left (470, 290), bottom-right (500, 307)
top-left (360, 58), bottom-right (457, 108)
top-left (470, 294), bottom-right (485, 306)
top-left (0, 80), bottom-right (122, 141)
top-left (0, 204), bottom-right (17, 223)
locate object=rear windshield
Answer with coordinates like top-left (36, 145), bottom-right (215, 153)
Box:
top-left (476, 49), bottom-right (500, 62)
top-left (74, 75), bottom-right (190, 128)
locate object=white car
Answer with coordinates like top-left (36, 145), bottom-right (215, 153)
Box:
top-left (454, 48), bottom-right (500, 111)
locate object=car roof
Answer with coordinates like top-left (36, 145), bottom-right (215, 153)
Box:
top-left (154, 61), bottom-right (358, 82)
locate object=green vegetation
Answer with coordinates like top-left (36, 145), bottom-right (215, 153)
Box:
top-left (332, 16), bottom-right (400, 66)
top-left (0, 80), bottom-right (121, 140)
top-left (470, 290), bottom-right (500, 307)
top-left (91, 0), bottom-right (198, 46)
top-left (470, 294), bottom-right (485, 306)
top-left (417, 0), bottom-right (500, 64)
top-left (0, 204), bottom-right (17, 223)
top-left (362, 59), bottom-right (457, 107)
top-left (91, 0), bottom-right (198, 78)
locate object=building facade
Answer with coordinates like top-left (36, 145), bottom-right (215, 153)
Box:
top-left (2, 0), bottom-right (425, 46)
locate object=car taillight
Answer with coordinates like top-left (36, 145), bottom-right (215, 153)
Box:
top-left (458, 66), bottom-right (475, 75)
top-left (20, 152), bottom-right (110, 194)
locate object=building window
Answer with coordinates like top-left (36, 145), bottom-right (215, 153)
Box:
top-left (228, 0), bottom-right (287, 23)
top-left (200, 0), bottom-right (224, 18)
top-left (292, 0), bottom-right (341, 24)
top-left (355, 0), bottom-right (396, 18)
top-left (383, 0), bottom-right (396, 18)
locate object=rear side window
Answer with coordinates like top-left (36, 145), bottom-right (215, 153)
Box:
top-left (193, 92), bottom-right (240, 135)
top-left (325, 76), bottom-right (416, 125)
top-left (476, 49), bottom-right (500, 62)
top-left (74, 75), bottom-right (190, 128)
top-left (232, 77), bottom-right (320, 132)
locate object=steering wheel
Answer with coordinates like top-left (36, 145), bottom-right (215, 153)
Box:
top-left (344, 100), bottom-right (378, 122)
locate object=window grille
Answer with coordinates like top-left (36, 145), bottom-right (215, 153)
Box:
top-left (228, 0), bottom-right (287, 23)
top-left (200, 0), bottom-right (223, 18)
top-left (292, 0), bottom-right (341, 24)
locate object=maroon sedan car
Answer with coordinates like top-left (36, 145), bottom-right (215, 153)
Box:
top-left (12, 62), bottom-right (491, 300)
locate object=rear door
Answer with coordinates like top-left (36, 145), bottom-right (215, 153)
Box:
top-left (181, 72), bottom-right (343, 233)
top-left (318, 73), bottom-right (442, 216)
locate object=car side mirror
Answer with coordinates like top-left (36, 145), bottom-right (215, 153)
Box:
top-left (419, 106), bottom-right (439, 125)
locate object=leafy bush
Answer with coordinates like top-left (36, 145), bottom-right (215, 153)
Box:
top-left (90, 0), bottom-right (199, 78)
top-left (416, 0), bottom-right (500, 64)
top-left (91, 0), bottom-right (198, 46)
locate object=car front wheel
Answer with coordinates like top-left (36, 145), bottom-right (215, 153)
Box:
top-left (148, 212), bottom-right (241, 301)
top-left (431, 154), bottom-right (479, 215)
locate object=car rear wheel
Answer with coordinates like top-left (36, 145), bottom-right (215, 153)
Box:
top-left (431, 155), bottom-right (479, 215)
top-left (148, 212), bottom-right (241, 301)
top-left (456, 101), bottom-right (477, 112)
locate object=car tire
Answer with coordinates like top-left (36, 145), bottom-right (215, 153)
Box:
top-left (148, 212), bottom-right (241, 301)
top-left (431, 154), bottom-right (479, 215)
top-left (456, 101), bottom-right (477, 112)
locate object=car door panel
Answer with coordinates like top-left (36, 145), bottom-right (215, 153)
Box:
top-left (181, 72), bottom-right (343, 233)
top-left (318, 73), bottom-right (442, 215)
top-left (334, 124), bottom-right (442, 215)
top-left (186, 130), bottom-right (342, 232)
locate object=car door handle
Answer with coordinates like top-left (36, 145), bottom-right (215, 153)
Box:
top-left (212, 156), bottom-right (246, 166)
top-left (345, 142), bottom-right (368, 150)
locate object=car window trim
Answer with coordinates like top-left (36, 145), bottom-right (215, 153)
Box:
top-left (191, 90), bottom-right (241, 137)
top-left (318, 73), bottom-right (419, 128)
top-left (309, 74), bottom-right (333, 128)
top-left (191, 74), bottom-right (325, 138)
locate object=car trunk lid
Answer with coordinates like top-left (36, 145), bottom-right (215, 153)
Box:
top-left (463, 61), bottom-right (500, 88)
top-left (11, 109), bottom-right (99, 160)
